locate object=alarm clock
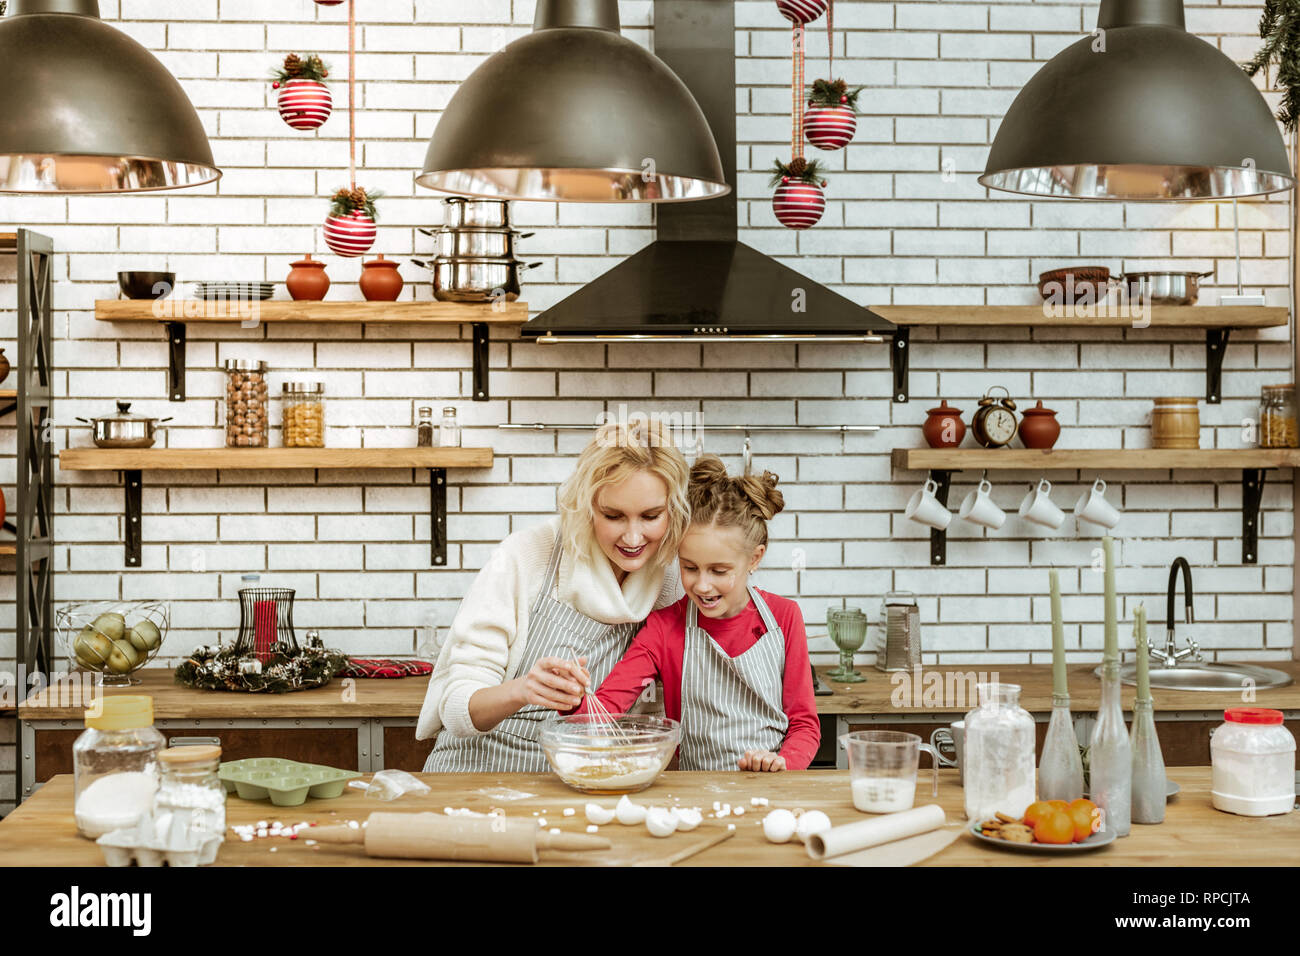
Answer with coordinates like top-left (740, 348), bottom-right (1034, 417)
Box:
top-left (971, 385), bottom-right (1018, 448)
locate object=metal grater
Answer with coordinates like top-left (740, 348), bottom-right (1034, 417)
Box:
top-left (876, 591), bottom-right (921, 672)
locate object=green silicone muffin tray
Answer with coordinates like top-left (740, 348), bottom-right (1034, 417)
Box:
top-left (218, 759), bottom-right (361, 807)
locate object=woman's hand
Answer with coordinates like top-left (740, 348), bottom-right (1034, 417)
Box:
top-left (519, 655), bottom-right (591, 711)
top-left (738, 750), bottom-right (787, 772)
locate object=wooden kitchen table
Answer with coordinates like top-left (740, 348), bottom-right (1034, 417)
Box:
top-left (0, 767), bottom-right (1293, 866)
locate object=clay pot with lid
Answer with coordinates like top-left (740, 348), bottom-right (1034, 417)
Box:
top-left (360, 255), bottom-right (404, 302)
top-left (922, 401), bottom-right (966, 448)
top-left (1018, 400), bottom-right (1061, 449)
top-left (286, 254), bottom-right (330, 301)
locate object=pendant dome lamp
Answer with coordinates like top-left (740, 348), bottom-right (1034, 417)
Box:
top-left (0, 0), bottom-right (219, 193)
top-left (417, 0), bottom-right (729, 202)
top-left (980, 0), bottom-right (1294, 200)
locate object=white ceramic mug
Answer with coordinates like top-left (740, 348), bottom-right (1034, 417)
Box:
top-left (905, 478), bottom-right (952, 530)
top-left (1018, 478), bottom-right (1065, 529)
top-left (1073, 477), bottom-right (1121, 529)
top-left (958, 479), bottom-right (1006, 530)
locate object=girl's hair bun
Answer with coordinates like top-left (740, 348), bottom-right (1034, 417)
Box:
top-left (738, 470), bottom-right (784, 521)
top-left (687, 454), bottom-right (784, 551)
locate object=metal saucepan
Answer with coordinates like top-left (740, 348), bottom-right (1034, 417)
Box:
top-left (1123, 270), bottom-right (1214, 306)
top-left (410, 256), bottom-right (542, 303)
top-left (418, 227), bottom-right (535, 259)
top-left (441, 197), bottom-right (512, 229)
top-left (76, 401), bottom-right (172, 448)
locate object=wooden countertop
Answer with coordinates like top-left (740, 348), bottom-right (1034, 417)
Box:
top-left (2, 768), bottom-right (1293, 867)
top-left (20, 663), bottom-right (1300, 722)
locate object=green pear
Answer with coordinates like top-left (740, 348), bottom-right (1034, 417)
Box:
top-left (126, 620), bottom-right (161, 653)
top-left (91, 612), bottom-right (126, 642)
top-left (73, 628), bottom-right (113, 668)
top-left (107, 640), bottom-right (141, 675)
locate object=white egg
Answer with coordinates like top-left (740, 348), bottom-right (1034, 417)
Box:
top-left (675, 808), bottom-right (703, 831)
top-left (585, 802), bottom-right (616, 825)
top-left (615, 795), bottom-right (647, 826)
top-left (762, 808), bottom-right (797, 844)
top-left (645, 806), bottom-right (677, 838)
top-left (795, 810), bottom-right (832, 844)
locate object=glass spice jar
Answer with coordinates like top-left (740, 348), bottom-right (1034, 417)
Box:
top-left (282, 382), bottom-right (325, 447)
top-left (154, 744), bottom-right (226, 839)
top-left (1258, 384), bottom-right (1298, 448)
top-left (73, 695), bottom-right (166, 839)
top-left (438, 406), bottom-right (460, 447)
top-left (224, 359), bottom-right (268, 448)
top-left (417, 406), bottom-right (434, 447)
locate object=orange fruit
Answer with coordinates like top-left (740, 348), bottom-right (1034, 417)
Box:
top-left (1022, 801), bottom-right (1056, 829)
top-left (1033, 810), bottom-right (1075, 845)
top-left (1047, 799), bottom-right (1070, 812)
top-left (1069, 797), bottom-right (1098, 814)
top-left (1068, 803), bottom-right (1097, 842)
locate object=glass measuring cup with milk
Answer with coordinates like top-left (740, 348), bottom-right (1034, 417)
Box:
top-left (841, 731), bottom-right (940, 813)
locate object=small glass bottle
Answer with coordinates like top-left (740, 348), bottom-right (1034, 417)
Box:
top-left (73, 695), bottom-right (165, 839)
top-left (438, 406), bottom-right (460, 447)
top-left (1090, 658), bottom-right (1133, 836)
top-left (963, 682), bottom-right (1036, 821)
top-left (1258, 384), bottom-right (1298, 448)
top-left (282, 381), bottom-right (325, 448)
top-left (1038, 693), bottom-right (1085, 802)
top-left (153, 744), bottom-right (226, 839)
top-left (1130, 698), bottom-right (1166, 824)
top-left (416, 406), bottom-right (434, 447)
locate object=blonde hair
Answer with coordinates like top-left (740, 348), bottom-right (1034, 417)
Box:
top-left (556, 417), bottom-right (691, 569)
top-left (687, 455), bottom-right (785, 553)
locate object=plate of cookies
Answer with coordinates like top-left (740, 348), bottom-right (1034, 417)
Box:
top-left (970, 810), bottom-right (1117, 853)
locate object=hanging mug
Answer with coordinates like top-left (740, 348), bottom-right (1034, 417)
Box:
top-left (904, 479), bottom-right (952, 531)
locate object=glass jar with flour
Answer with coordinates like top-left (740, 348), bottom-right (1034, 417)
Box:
top-left (72, 695), bottom-right (165, 839)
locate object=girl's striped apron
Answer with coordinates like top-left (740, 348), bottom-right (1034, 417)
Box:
top-left (424, 535), bottom-right (640, 773)
top-left (678, 585), bottom-right (789, 771)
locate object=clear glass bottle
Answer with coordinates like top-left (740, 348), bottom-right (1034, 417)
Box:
top-left (1038, 693), bottom-right (1084, 802)
top-left (1258, 384), bottom-right (1298, 448)
top-left (72, 695), bottom-right (165, 839)
top-left (154, 744), bottom-right (226, 839)
top-left (416, 406), bottom-right (434, 447)
top-left (963, 682), bottom-right (1036, 821)
top-left (1130, 698), bottom-right (1166, 824)
top-left (282, 381), bottom-right (325, 447)
top-left (1090, 659), bottom-right (1132, 836)
top-left (224, 359), bottom-right (268, 448)
top-left (438, 406), bottom-right (460, 447)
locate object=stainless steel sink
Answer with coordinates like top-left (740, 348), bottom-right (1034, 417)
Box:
top-left (1094, 662), bottom-right (1294, 692)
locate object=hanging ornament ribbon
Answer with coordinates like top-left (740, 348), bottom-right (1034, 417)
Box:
top-left (348, 0), bottom-right (356, 191)
top-left (323, 0), bottom-right (379, 258)
top-left (826, 0), bottom-right (834, 76)
top-left (792, 24), bottom-right (805, 162)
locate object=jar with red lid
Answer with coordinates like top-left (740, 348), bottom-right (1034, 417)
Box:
top-left (1210, 707), bottom-right (1295, 816)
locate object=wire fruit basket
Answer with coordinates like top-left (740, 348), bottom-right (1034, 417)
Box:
top-left (58, 600), bottom-right (170, 686)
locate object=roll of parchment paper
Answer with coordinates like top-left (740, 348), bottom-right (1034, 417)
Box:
top-left (806, 804), bottom-right (946, 861)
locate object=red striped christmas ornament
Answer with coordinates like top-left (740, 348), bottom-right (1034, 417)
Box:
top-left (277, 79), bottom-right (332, 131)
top-left (775, 0), bottom-right (828, 24)
top-left (323, 211), bottom-right (377, 257)
top-left (772, 179), bottom-right (825, 229)
top-left (804, 104), bottom-right (856, 151)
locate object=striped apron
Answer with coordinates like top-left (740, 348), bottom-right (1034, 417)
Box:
top-left (678, 585), bottom-right (789, 771)
top-left (424, 535), bottom-right (640, 773)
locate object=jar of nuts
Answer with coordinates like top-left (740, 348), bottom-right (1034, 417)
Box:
top-left (224, 359), bottom-right (269, 448)
top-left (282, 382), bottom-right (325, 448)
top-left (1259, 384), bottom-right (1298, 448)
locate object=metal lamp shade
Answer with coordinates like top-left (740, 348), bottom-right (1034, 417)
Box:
top-left (981, 0), bottom-right (1294, 200)
top-left (417, 0), bottom-right (728, 202)
top-left (0, 0), bottom-right (219, 193)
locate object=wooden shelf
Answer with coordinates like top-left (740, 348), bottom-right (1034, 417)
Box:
top-left (892, 447), bottom-right (1300, 471)
top-left (59, 447), bottom-right (493, 471)
top-left (0, 233), bottom-right (15, 253)
top-left (95, 299), bottom-right (528, 325)
top-left (0, 545), bottom-right (15, 555)
top-left (872, 305), bottom-right (1287, 328)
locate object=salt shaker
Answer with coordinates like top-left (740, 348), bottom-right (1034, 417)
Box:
top-left (438, 406), bottom-right (460, 447)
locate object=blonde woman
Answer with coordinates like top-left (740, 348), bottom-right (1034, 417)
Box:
top-left (418, 418), bottom-right (690, 772)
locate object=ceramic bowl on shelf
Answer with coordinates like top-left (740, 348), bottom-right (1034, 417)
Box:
top-left (540, 714), bottom-right (680, 795)
top-left (58, 600), bottom-right (169, 686)
top-left (117, 271), bottom-right (175, 300)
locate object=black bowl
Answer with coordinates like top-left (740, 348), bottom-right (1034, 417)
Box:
top-left (118, 271), bottom-right (176, 300)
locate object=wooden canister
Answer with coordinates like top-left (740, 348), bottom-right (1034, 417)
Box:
top-left (1151, 397), bottom-right (1200, 448)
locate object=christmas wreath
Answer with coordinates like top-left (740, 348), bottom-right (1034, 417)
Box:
top-left (175, 641), bottom-right (348, 694)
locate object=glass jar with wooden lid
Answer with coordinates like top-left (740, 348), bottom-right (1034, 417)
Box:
top-left (1151, 397), bottom-right (1200, 449)
top-left (1258, 385), bottom-right (1298, 448)
top-left (282, 382), bottom-right (325, 447)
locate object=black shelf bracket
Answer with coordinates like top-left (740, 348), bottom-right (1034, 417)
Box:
top-left (1205, 328), bottom-right (1230, 404)
top-left (928, 468), bottom-right (953, 565)
top-left (472, 323), bottom-right (490, 402)
top-left (124, 470), bottom-right (142, 567)
top-left (0, 399), bottom-right (15, 418)
top-left (165, 321), bottom-right (186, 402)
top-left (430, 468), bottom-right (447, 566)
top-left (891, 327), bottom-right (910, 403)
top-left (1242, 468), bottom-right (1266, 565)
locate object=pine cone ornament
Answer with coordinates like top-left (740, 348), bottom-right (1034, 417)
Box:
top-left (283, 53), bottom-right (303, 77)
top-left (788, 157), bottom-right (808, 177)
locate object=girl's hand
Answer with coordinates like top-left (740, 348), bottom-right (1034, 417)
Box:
top-left (738, 750), bottom-right (787, 772)
top-left (519, 656), bottom-right (590, 711)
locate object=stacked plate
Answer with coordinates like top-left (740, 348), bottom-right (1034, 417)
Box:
top-left (192, 281), bottom-right (276, 301)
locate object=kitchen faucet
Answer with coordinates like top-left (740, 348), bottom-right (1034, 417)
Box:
top-left (1155, 557), bottom-right (1203, 667)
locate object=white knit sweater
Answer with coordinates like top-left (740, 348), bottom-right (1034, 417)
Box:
top-left (416, 516), bottom-right (683, 740)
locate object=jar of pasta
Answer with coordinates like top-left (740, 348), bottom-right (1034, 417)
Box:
top-left (224, 359), bottom-right (268, 448)
top-left (282, 382), bottom-right (325, 447)
top-left (1258, 384), bottom-right (1298, 448)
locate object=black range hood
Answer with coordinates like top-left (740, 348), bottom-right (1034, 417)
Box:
top-left (521, 0), bottom-right (894, 342)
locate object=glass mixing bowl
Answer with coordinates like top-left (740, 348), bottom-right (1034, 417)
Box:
top-left (540, 714), bottom-right (681, 795)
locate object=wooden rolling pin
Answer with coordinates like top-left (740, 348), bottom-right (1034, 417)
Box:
top-left (311, 812), bottom-right (611, 863)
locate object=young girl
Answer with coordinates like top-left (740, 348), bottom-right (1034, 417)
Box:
top-left (577, 455), bottom-right (820, 771)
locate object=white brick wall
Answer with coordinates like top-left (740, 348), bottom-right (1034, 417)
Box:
top-left (0, 0), bottom-right (1294, 809)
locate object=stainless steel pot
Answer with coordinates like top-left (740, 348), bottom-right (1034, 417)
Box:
top-left (419, 226), bottom-right (534, 259)
top-left (441, 197), bottom-right (511, 229)
top-left (76, 401), bottom-right (172, 448)
top-left (411, 256), bottom-right (542, 303)
top-left (1123, 271), bottom-right (1214, 306)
